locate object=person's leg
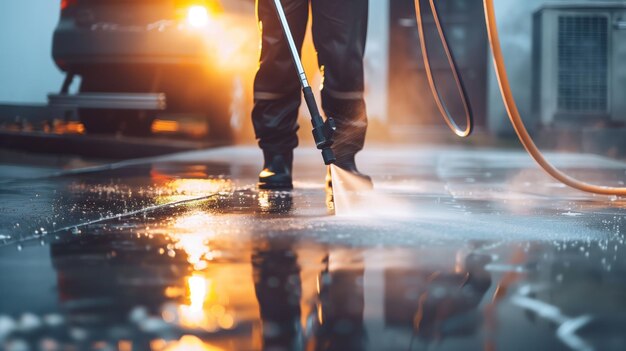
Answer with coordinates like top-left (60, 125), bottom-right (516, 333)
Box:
top-left (315, 253), bottom-right (366, 351)
top-left (254, 0), bottom-right (309, 189)
top-left (252, 240), bottom-right (303, 350)
top-left (311, 0), bottom-right (370, 180)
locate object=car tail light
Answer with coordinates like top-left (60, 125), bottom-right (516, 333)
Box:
top-left (61, 0), bottom-right (77, 11)
top-left (175, 0), bottom-right (223, 28)
top-left (187, 5), bottom-right (210, 28)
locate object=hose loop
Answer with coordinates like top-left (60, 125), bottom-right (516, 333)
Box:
top-left (416, 0), bottom-right (626, 196)
top-left (414, 0), bottom-right (474, 137)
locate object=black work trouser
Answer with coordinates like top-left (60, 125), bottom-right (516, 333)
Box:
top-left (252, 0), bottom-right (369, 163)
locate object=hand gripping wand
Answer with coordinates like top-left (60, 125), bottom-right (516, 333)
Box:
top-left (271, 0), bottom-right (336, 165)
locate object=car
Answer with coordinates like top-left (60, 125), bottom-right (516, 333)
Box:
top-left (51, 0), bottom-right (255, 139)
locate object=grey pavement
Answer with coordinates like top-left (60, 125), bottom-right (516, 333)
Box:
top-left (0, 145), bottom-right (625, 351)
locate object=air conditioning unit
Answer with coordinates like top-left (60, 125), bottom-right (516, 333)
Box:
top-left (533, 2), bottom-right (626, 127)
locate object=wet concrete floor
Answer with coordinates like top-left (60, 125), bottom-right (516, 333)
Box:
top-left (0, 145), bottom-right (625, 351)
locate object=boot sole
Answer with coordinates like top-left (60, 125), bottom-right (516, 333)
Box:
top-left (258, 182), bottom-right (294, 190)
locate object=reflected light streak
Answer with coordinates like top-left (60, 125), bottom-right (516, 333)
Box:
top-left (168, 178), bottom-right (227, 196)
top-left (163, 335), bottom-right (223, 351)
top-left (257, 191), bottom-right (270, 211)
top-left (155, 178), bottom-right (231, 204)
top-left (171, 211), bottom-right (217, 269)
top-left (455, 250), bottom-right (466, 274)
top-left (317, 303), bottom-right (324, 326)
top-left (189, 274), bottom-right (208, 312)
top-left (152, 119), bottom-right (180, 133)
top-left (174, 271), bottom-right (236, 332)
top-left (177, 274), bottom-right (213, 329)
top-left (151, 119), bottom-right (209, 137)
top-left (162, 211), bottom-right (239, 332)
top-left (54, 121), bottom-right (85, 134)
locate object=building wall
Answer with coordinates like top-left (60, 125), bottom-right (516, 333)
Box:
top-left (364, 0), bottom-right (390, 122)
top-left (387, 0), bottom-right (489, 128)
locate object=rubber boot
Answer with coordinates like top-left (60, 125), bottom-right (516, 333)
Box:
top-left (258, 151), bottom-right (294, 190)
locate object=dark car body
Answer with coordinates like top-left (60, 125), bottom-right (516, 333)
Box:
top-left (51, 0), bottom-right (255, 137)
top-left (53, 0), bottom-right (217, 70)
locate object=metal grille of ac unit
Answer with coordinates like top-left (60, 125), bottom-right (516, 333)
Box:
top-left (557, 15), bottom-right (609, 113)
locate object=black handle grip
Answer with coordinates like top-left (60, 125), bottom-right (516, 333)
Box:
top-left (302, 87), bottom-right (336, 164)
top-left (303, 87), bottom-right (324, 126)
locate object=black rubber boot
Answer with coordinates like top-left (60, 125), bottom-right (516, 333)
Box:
top-left (258, 151), bottom-right (294, 190)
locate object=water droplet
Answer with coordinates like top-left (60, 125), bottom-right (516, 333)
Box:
top-left (129, 306), bottom-right (148, 324)
top-left (0, 315), bottom-right (17, 339)
top-left (69, 327), bottom-right (88, 341)
top-left (19, 313), bottom-right (41, 331)
top-left (43, 314), bottom-right (64, 327)
top-left (140, 317), bottom-right (168, 333)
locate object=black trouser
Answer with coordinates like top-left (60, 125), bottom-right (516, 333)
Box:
top-left (252, 0), bottom-right (369, 164)
top-left (252, 242), bottom-right (302, 350)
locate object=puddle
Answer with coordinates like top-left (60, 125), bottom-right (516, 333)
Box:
top-left (0, 147), bottom-right (625, 350)
top-left (0, 204), bottom-right (625, 350)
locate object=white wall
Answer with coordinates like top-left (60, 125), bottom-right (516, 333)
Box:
top-left (364, 0), bottom-right (390, 122)
top-left (0, 0), bottom-right (65, 104)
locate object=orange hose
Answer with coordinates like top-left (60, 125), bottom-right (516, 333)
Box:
top-left (483, 0), bottom-right (626, 196)
top-left (415, 0), bottom-right (473, 137)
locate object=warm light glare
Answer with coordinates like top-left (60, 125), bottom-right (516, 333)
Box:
top-left (178, 274), bottom-right (212, 329)
top-left (151, 119), bottom-right (208, 136)
top-left (187, 5), bottom-right (210, 28)
top-left (54, 121), bottom-right (85, 135)
top-left (175, 273), bottom-right (237, 332)
top-left (61, 0), bottom-right (76, 11)
top-left (152, 119), bottom-right (180, 133)
top-left (168, 179), bottom-right (226, 196)
top-left (170, 212), bottom-right (217, 269)
top-left (157, 178), bottom-right (230, 203)
top-left (189, 274), bottom-right (208, 312)
top-left (163, 335), bottom-right (222, 351)
top-left (259, 170), bottom-right (276, 178)
top-left (258, 191), bottom-right (270, 210)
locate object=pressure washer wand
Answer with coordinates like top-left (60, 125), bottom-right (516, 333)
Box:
top-left (271, 0), bottom-right (336, 165)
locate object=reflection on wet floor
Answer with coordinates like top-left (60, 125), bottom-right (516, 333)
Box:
top-left (0, 147), bottom-right (625, 350)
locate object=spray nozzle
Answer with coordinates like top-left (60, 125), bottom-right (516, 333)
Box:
top-left (302, 86), bottom-right (336, 165)
top-left (312, 117), bottom-right (336, 165)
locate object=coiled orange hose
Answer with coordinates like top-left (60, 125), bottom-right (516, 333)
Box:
top-left (483, 0), bottom-right (625, 196)
top-left (415, 0), bottom-right (473, 137)
top-left (416, 0), bottom-right (626, 196)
